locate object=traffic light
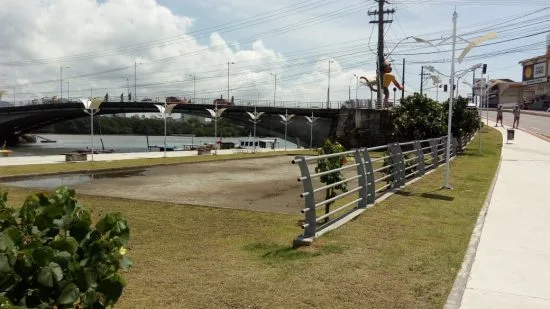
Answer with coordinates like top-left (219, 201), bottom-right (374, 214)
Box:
top-left (453, 84), bottom-right (457, 91)
top-left (443, 85), bottom-right (448, 92)
top-left (482, 64), bottom-right (487, 74)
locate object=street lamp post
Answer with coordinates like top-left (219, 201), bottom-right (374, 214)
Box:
top-left (414, 17), bottom-right (496, 189)
top-left (443, 10), bottom-right (458, 189)
top-left (305, 112), bottom-right (318, 149)
top-left (270, 73), bottom-right (277, 107)
top-left (188, 74), bottom-right (196, 103)
top-left (60, 66), bottom-right (69, 102)
top-left (353, 74), bottom-right (359, 105)
top-left (67, 81), bottom-right (70, 101)
top-left (246, 105), bottom-right (265, 153)
top-left (80, 98), bottom-right (103, 161)
top-left (278, 109), bottom-right (295, 151)
top-left (206, 101), bottom-right (228, 155)
top-left (155, 101), bottom-right (179, 158)
top-left (227, 62), bottom-right (235, 99)
top-left (326, 60), bottom-right (333, 109)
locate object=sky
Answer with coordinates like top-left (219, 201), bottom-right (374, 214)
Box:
top-left (1, 0), bottom-right (549, 105)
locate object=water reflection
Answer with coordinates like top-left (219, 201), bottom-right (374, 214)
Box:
top-left (1, 169), bottom-right (146, 190)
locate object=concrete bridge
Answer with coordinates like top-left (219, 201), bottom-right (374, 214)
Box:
top-left (0, 102), bottom-right (393, 148)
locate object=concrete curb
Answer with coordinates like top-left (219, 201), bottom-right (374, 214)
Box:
top-left (444, 129), bottom-right (504, 309)
top-left (517, 128), bottom-right (550, 143)
top-left (488, 108), bottom-right (550, 118)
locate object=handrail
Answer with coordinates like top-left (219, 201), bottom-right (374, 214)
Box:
top-left (292, 133), bottom-right (475, 246)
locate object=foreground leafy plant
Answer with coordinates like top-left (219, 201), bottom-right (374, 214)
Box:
top-left (0, 187), bottom-right (131, 308)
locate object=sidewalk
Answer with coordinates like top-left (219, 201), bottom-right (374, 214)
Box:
top-left (455, 123), bottom-right (550, 308)
top-left (0, 148), bottom-right (290, 167)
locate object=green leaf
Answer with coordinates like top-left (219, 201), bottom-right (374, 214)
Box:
top-left (3, 227), bottom-right (22, 246)
top-left (97, 275), bottom-right (124, 306)
top-left (119, 256), bottom-right (132, 271)
top-left (32, 247), bottom-right (55, 267)
top-left (51, 237), bottom-right (78, 255)
top-left (0, 253), bottom-right (12, 273)
top-left (95, 213), bottom-right (119, 234)
top-left (43, 203), bottom-right (65, 219)
top-left (57, 282), bottom-right (80, 305)
top-left (81, 289), bottom-right (98, 307)
top-left (53, 251), bottom-right (72, 268)
top-left (37, 262), bottom-right (63, 287)
top-left (0, 233), bottom-right (15, 251)
top-left (68, 218), bottom-right (91, 242)
top-left (76, 267), bottom-right (98, 290)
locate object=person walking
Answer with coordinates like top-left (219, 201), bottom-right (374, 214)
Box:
top-left (513, 104), bottom-right (521, 128)
top-left (496, 104), bottom-right (503, 127)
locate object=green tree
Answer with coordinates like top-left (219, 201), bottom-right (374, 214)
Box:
top-left (391, 93), bottom-right (446, 142)
top-left (442, 96), bottom-right (481, 146)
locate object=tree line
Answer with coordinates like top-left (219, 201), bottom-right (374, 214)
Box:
top-left (391, 94), bottom-right (480, 143)
top-left (35, 115), bottom-right (248, 137)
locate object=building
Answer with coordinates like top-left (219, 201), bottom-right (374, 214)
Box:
top-left (518, 34), bottom-right (550, 110)
top-left (486, 79), bottom-right (522, 109)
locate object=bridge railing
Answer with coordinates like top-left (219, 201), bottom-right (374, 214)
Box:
top-left (291, 133), bottom-right (474, 246)
top-left (2, 96), bottom-right (380, 110)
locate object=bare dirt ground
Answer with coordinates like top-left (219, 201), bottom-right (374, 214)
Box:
top-left (69, 156), bottom-right (308, 214)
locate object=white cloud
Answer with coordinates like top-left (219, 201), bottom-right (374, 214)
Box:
top-left (0, 0), bottom-right (370, 105)
top-left (1, 0), bottom-right (541, 105)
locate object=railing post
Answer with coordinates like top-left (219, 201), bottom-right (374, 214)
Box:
top-left (292, 156), bottom-right (317, 243)
top-left (429, 139), bottom-right (439, 168)
top-left (414, 141), bottom-right (425, 177)
top-left (388, 143), bottom-right (405, 187)
top-left (353, 149), bottom-right (368, 209)
top-left (361, 148), bottom-right (376, 205)
top-left (451, 137), bottom-right (459, 157)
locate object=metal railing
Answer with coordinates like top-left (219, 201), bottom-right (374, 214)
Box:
top-left (1, 96), bottom-right (387, 111)
top-left (291, 132), bottom-right (474, 245)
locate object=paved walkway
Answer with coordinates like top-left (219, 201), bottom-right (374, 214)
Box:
top-left (456, 122), bottom-right (550, 308)
top-left (0, 148), bottom-right (289, 167)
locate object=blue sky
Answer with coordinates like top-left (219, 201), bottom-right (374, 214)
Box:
top-left (1, 0), bottom-right (549, 103)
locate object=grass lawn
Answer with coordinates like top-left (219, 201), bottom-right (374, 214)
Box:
top-left (0, 150), bottom-right (316, 177)
top-left (0, 127), bottom-right (502, 308)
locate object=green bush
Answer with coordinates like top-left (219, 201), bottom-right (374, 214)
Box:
top-left (391, 93), bottom-right (446, 142)
top-left (0, 187), bottom-right (131, 308)
top-left (315, 139), bottom-right (348, 224)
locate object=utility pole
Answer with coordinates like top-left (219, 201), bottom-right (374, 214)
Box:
top-left (369, 1), bottom-right (395, 108)
top-left (419, 66), bottom-right (430, 96)
top-left (134, 62), bottom-right (137, 102)
top-left (270, 73), bottom-right (277, 107)
top-left (401, 58), bottom-right (405, 100)
top-left (326, 60), bottom-right (333, 109)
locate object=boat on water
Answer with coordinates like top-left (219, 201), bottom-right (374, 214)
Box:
top-left (238, 136), bottom-right (279, 149)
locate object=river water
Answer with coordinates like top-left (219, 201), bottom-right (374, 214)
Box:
top-left (11, 134), bottom-right (298, 156)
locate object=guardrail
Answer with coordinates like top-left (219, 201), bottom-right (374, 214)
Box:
top-left (291, 133), bottom-right (474, 246)
top-left (1, 97), bottom-right (388, 110)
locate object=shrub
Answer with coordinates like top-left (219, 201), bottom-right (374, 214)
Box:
top-left (315, 139), bottom-right (348, 224)
top-left (442, 96), bottom-right (481, 145)
top-left (0, 187), bottom-right (131, 308)
top-left (391, 93), bottom-right (446, 142)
